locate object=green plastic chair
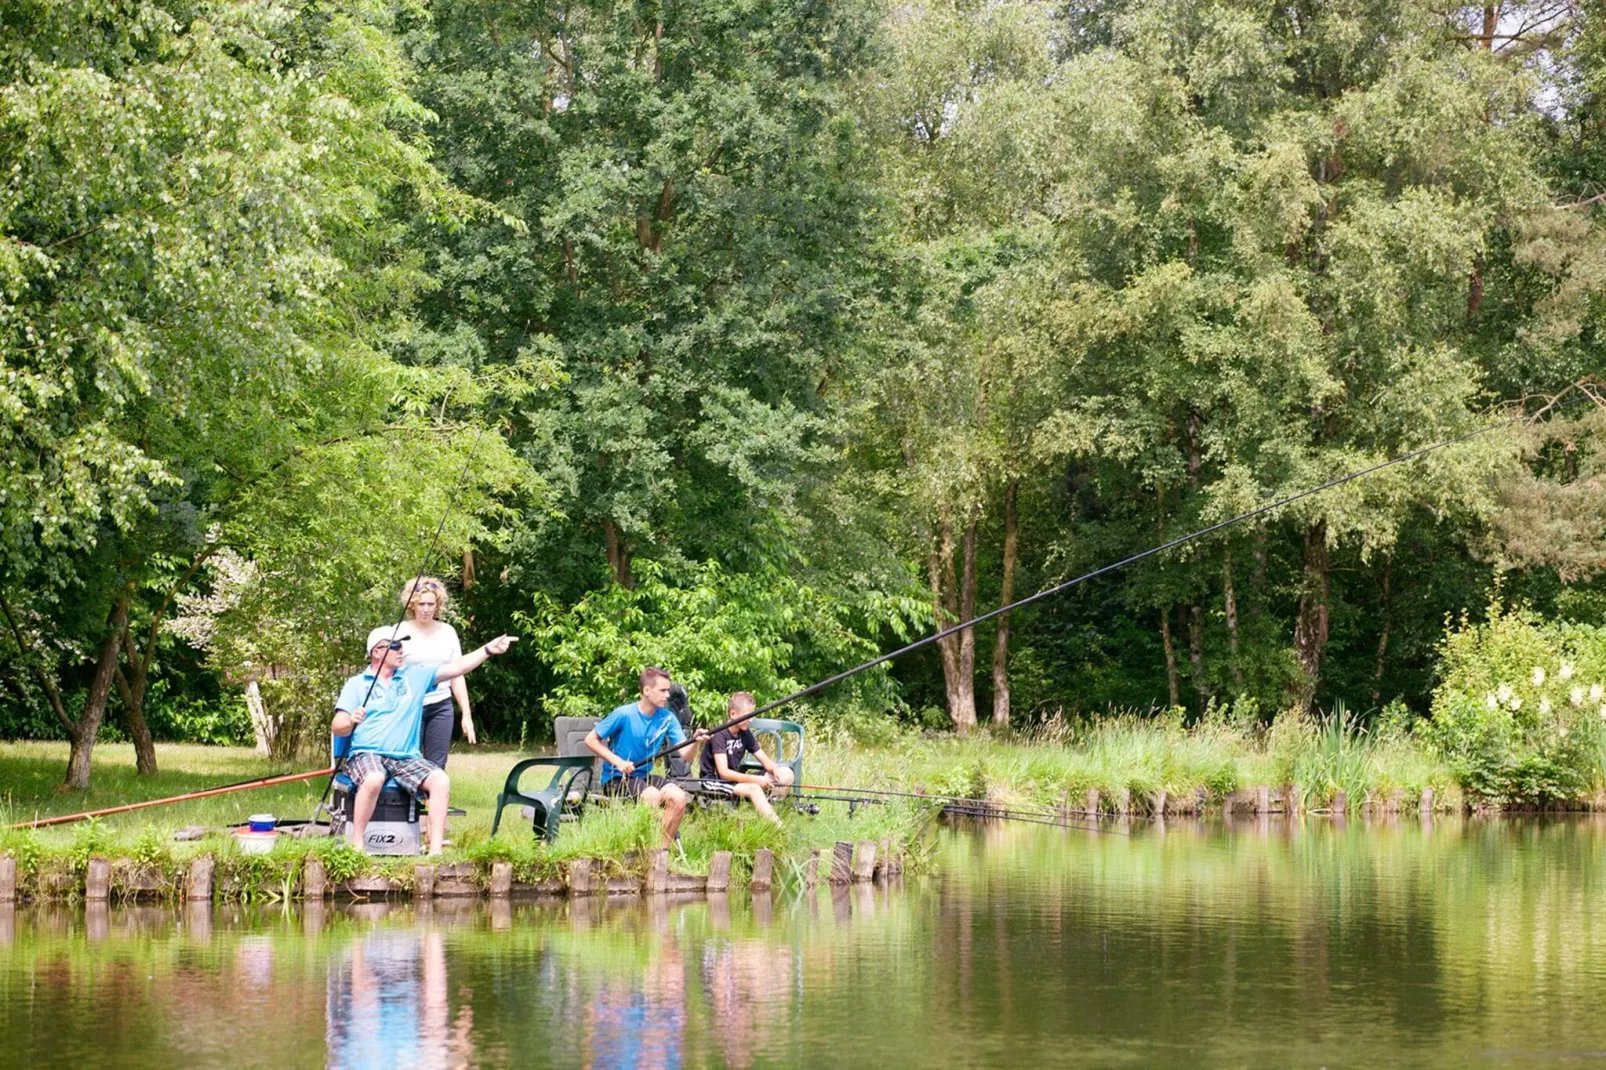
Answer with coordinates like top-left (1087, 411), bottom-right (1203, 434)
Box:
top-left (735, 718), bottom-right (804, 788)
top-left (490, 755), bottom-right (597, 843)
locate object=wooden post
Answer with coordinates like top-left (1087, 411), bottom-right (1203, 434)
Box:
top-left (707, 851), bottom-right (732, 893)
top-left (414, 864), bottom-right (437, 901)
top-left (750, 848), bottom-right (775, 891)
top-left (804, 848), bottom-right (821, 888)
top-left (1254, 786), bottom-right (1270, 814)
top-left (490, 897), bottom-right (512, 931)
top-left (303, 859), bottom-right (327, 900)
top-left (1331, 790), bottom-right (1348, 815)
top-left (874, 839), bottom-right (891, 882)
top-left (1420, 786), bottom-right (1434, 814)
top-left (186, 856), bottom-right (215, 901)
top-left (1084, 789), bottom-right (1100, 816)
top-left (1283, 785), bottom-right (1300, 817)
top-left (0, 855), bottom-right (15, 903)
top-left (85, 858), bottom-right (110, 902)
top-left (645, 849), bottom-right (668, 894)
top-left (490, 861), bottom-right (513, 898)
top-left (568, 858), bottom-right (595, 897)
top-left (86, 902), bottom-right (109, 940)
top-left (1116, 788), bottom-right (1131, 815)
top-left (830, 841), bottom-right (853, 884)
top-left (1222, 791), bottom-right (1238, 816)
top-left (852, 841), bottom-right (877, 883)
top-left (1152, 790), bottom-right (1168, 817)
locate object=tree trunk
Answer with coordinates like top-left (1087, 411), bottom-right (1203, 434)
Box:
top-left (1480, 4), bottom-right (1497, 50)
top-left (462, 548), bottom-right (477, 589)
top-left (64, 599), bottom-right (130, 791)
top-left (0, 591), bottom-right (73, 733)
top-left (116, 629), bottom-right (156, 776)
top-left (244, 679), bottom-right (273, 755)
top-left (1188, 603), bottom-right (1209, 711)
top-left (1251, 524), bottom-right (1268, 613)
top-left (1293, 521), bottom-right (1331, 707)
top-left (955, 509), bottom-right (980, 732)
top-left (113, 670), bottom-right (157, 777)
top-left (1371, 552), bottom-right (1393, 706)
top-left (1160, 605), bottom-right (1180, 708)
top-left (991, 481), bottom-right (1019, 728)
top-left (929, 505), bottom-right (979, 733)
top-left (1223, 543), bottom-right (1244, 687)
top-left (603, 517), bottom-right (633, 589)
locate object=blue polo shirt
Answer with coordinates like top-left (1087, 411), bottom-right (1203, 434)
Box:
top-left (335, 665), bottom-right (437, 759)
top-left (594, 702), bottom-right (687, 784)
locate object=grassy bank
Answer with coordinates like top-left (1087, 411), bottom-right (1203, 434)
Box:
top-left (0, 741), bottom-right (926, 901)
top-left (0, 709), bottom-right (1506, 901)
top-left (808, 709), bottom-right (1467, 814)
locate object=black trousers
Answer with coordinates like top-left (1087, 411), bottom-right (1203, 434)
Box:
top-left (421, 697), bottom-right (456, 769)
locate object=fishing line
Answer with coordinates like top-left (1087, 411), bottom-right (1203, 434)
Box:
top-left (313, 426), bottom-right (491, 814)
top-left (654, 398), bottom-right (1562, 763)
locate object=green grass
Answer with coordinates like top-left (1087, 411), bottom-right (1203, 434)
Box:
top-left (0, 739), bottom-right (933, 895)
top-left (0, 708), bottom-right (1469, 898)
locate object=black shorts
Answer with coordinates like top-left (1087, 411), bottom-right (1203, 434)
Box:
top-left (696, 779), bottom-right (738, 796)
top-left (603, 774), bottom-right (668, 799)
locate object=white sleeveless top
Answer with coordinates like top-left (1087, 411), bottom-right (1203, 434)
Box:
top-left (400, 621), bottom-right (462, 705)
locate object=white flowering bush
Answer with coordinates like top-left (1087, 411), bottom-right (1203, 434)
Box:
top-left (1422, 602), bottom-right (1606, 804)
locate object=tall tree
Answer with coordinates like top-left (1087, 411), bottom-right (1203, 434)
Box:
top-left (0, 0), bottom-right (516, 784)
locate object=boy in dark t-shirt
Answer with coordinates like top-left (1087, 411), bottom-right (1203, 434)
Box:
top-left (697, 692), bottom-right (793, 826)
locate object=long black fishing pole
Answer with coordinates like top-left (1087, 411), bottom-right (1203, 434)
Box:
top-left (314, 428), bottom-right (491, 813)
top-left (653, 399), bottom-right (1556, 764)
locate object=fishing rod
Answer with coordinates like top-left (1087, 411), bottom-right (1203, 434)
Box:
top-left (311, 427), bottom-right (490, 817)
top-left (801, 782), bottom-right (1068, 814)
top-left (10, 767), bottom-right (337, 829)
top-left (941, 802), bottom-right (1133, 836)
top-left (799, 782), bottom-right (1151, 825)
top-left (23, 428), bottom-right (496, 832)
top-left (652, 398), bottom-right (1560, 765)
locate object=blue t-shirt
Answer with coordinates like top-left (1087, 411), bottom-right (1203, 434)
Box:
top-left (335, 665), bottom-right (437, 759)
top-left (594, 702), bottom-right (687, 783)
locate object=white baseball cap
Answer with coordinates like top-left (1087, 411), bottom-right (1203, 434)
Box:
top-left (366, 626), bottom-right (412, 654)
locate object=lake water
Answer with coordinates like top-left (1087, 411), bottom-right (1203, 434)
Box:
top-left (4, 815), bottom-right (1606, 1068)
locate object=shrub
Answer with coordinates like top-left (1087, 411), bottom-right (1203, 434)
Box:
top-left (1421, 602), bottom-right (1606, 805)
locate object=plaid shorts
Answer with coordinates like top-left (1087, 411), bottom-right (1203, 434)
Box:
top-left (345, 752), bottom-right (440, 794)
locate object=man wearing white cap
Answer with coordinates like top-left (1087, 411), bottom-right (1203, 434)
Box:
top-left (332, 628), bottom-right (517, 855)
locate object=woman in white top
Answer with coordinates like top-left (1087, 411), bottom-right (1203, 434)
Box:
top-left (397, 576), bottom-right (476, 768)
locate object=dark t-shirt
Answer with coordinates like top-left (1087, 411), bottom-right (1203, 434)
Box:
top-left (699, 726), bottom-right (760, 780)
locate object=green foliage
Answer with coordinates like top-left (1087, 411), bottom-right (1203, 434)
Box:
top-left (0, 827), bottom-right (44, 877)
top-left (525, 558), bottom-right (920, 720)
top-left (67, 819), bottom-right (110, 874)
top-left (130, 825), bottom-right (172, 870)
top-left (304, 837), bottom-right (367, 885)
top-left (1292, 708), bottom-right (1376, 811)
top-left (1421, 601), bottom-right (1606, 804)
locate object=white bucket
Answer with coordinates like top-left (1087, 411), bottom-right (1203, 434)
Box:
top-left (233, 830), bottom-right (278, 855)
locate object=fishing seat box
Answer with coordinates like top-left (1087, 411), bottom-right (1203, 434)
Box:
top-left (327, 734), bottom-right (426, 856)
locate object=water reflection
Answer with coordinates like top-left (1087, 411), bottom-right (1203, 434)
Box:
top-left (6, 818), bottom-right (1606, 1069)
top-left (326, 924), bottom-right (474, 1070)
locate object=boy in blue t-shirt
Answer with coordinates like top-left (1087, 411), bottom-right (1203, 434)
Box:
top-left (585, 667), bottom-right (706, 847)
